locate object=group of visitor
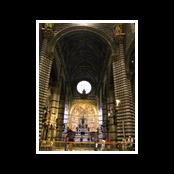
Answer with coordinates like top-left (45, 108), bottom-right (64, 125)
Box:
top-left (121, 136), bottom-right (135, 151)
top-left (95, 139), bottom-right (106, 151)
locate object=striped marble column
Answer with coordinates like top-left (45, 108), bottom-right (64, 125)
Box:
top-left (39, 28), bottom-right (54, 138)
top-left (107, 100), bottom-right (117, 141)
top-left (55, 78), bottom-right (62, 141)
top-left (112, 35), bottom-right (135, 142)
top-left (48, 86), bottom-right (60, 140)
top-left (56, 83), bottom-right (65, 141)
top-left (102, 97), bottom-right (108, 140)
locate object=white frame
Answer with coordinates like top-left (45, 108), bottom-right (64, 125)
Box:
top-left (36, 20), bottom-right (138, 154)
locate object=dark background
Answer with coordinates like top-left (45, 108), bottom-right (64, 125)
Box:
top-left (2, 1), bottom-right (170, 172)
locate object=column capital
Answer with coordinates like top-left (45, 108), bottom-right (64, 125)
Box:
top-left (113, 24), bottom-right (125, 43)
top-left (41, 27), bottom-right (54, 40)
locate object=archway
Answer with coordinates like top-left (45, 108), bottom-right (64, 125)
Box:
top-left (68, 101), bottom-right (98, 132)
top-left (48, 26), bottom-right (114, 56)
top-left (47, 26), bottom-right (114, 125)
top-left (39, 24), bottom-right (117, 147)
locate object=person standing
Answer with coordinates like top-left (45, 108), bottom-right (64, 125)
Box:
top-left (64, 133), bottom-right (69, 151)
top-left (95, 141), bottom-right (98, 151)
top-left (67, 128), bottom-right (74, 151)
top-left (127, 136), bottom-right (134, 150)
top-left (101, 139), bottom-right (106, 151)
top-left (122, 138), bottom-right (127, 151)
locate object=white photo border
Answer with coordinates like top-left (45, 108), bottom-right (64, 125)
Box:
top-left (36, 20), bottom-right (138, 154)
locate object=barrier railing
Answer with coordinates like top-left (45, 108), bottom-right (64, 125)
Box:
top-left (39, 140), bottom-right (135, 151)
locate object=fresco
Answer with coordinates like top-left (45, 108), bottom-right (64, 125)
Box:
top-left (68, 102), bottom-right (98, 132)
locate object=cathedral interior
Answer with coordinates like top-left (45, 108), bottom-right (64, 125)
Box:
top-left (38, 22), bottom-right (135, 152)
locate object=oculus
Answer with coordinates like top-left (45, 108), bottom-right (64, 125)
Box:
top-left (77, 81), bottom-right (91, 94)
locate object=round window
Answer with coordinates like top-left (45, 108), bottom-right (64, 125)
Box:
top-left (77, 81), bottom-right (92, 94)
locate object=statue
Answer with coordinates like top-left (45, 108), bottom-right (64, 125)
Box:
top-left (82, 89), bottom-right (86, 95)
top-left (81, 89), bottom-right (87, 99)
top-left (42, 123), bottom-right (49, 140)
top-left (80, 116), bottom-right (85, 128)
top-left (82, 116), bottom-right (85, 125)
top-left (50, 124), bottom-right (54, 141)
top-left (113, 24), bottom-right (122, 35)
top-left (43, 107), bottom-right (48, 122)
top-left (41, 107), bottom-right (49, 140)
top-left (44, 23), bottom-right (54, 29)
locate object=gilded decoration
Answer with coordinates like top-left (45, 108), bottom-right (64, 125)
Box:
top-left (68, 100), bottom-right (98, 132)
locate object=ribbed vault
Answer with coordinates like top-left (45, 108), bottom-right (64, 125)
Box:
top-left (56, 30), bottom-right (112, 96)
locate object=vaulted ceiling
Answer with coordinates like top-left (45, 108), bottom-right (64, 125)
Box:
top-left (56, 30), bottom-right (112, 94)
